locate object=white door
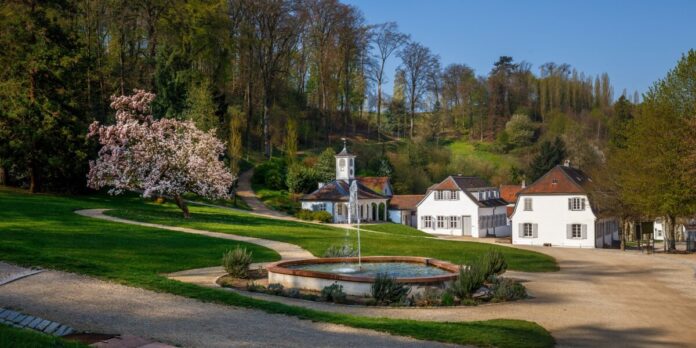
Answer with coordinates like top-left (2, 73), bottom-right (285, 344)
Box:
top-left (462, 216), bottom-right (472, 236)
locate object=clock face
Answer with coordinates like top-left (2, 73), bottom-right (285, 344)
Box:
top-left (339, 158), bottom-right (346, 169)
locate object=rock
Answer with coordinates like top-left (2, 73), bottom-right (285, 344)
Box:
top-left (472, 286), bottom-right (492, 299)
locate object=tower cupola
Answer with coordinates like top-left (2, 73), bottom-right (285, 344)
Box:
top-left (335, 139), bottom-right (355, 181)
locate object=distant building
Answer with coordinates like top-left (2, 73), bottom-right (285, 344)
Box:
top-left (415, 176), bottom-right (509, 237)
top-left (299, 143), bottom-right (392, 223)
top-left (511, 163), bottom-right (618, 248)
top-left (500, 183), bottom-right (524, 224)
top-left (388, 195), bottom-right (423, 227)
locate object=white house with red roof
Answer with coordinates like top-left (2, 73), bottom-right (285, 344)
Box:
top-left (415, 176), bottom-right (509, 237)
top-left (300, 143), bottom-right (392, 223)
top-left (511, 163), bottom-right (598, 248)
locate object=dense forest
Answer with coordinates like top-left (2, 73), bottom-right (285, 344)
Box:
top-left (1, 0), bottom-right (695, 248)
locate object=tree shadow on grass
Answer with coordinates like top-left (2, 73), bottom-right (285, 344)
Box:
top-left (556, 324), bottom-right (687, 348)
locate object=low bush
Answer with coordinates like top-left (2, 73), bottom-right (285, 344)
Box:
top-left (286, 164), bottom-right (321, 194)
top-left (246, 281), bottom-right (264, 292)
top-left (296, 209), bottom-right (333, 223)
top-left (371, 273), bottom-right (410, 305)
top-left (222, 246), bottom-right (253, 278)
top-left (267, 283), bottom-right (284, 295)
top-left (252, 159), bottom-right (287, 190)
top-left (323, 244), bottom-right (357, 257)
top-left (492, 278), bottom-right (527, 302)
top-left (448, 261), bottom-right (487, 300)
top-left (411, 287), bottom-right (443, 307)
top-left (482, 249), bottom-right (508, 279)
top-left (320, 283), bottom-right (347, 304)
top-left (440, 291), bottom-right (455, 306)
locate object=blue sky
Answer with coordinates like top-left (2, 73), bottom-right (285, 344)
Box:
top-left (344, 0), bottom-right (695, 100)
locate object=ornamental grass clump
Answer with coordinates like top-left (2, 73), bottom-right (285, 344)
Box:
top-left (320, 283), bottom-right (347, 304)
top-left (482, 249), bottom-right (508, 279)
top-left (371, 272), bottom-right (410, 305)
top-left (323, 244), bottom-right (358, 257)
top-left (448, 260), bottom-right (487, 300)
top-left (222, 246), bottom-right (253, 278)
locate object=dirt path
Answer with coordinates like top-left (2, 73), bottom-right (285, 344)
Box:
top-left (174, 247), bottom-right (696, 348)
top-left (236, 169), bottom-right (291, 219)
top-left (0, 265), bottom-right (453, 348)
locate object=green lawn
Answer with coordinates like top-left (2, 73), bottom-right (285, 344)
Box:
top-left (251, 183), bottom-right (300, 215)
top-left (359, 222), bottom-right (431, 237)
top-left (448, 140), bottom-right (519, 170)
top-left (108, 202), bottom-right (557, 272)
top-left (0, 188), bottom-right (555, 348)
top-left (0, 324), bottom-right (88, 348)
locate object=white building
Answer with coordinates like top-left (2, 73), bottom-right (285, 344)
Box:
top-left (299, 143), bottom-right (392, 223)
top-left (415, 176), bottom-right (509, 237)
top-left (511, 164), bottom-right (598, 248)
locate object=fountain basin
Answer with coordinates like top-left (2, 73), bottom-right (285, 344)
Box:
top-left (266, 256), bottom-right (460, 296)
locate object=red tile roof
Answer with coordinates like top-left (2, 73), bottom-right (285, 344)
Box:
top-left (520, 166), bottom-right (590, 195)
top-left (389, 195), bottom-right (424, 210)
top-left (430, 176), bottom-right (490, 191)
top-left (500, 185), bottom-right (523, 203)
top-left (357, 176), bottom-right (391, 196)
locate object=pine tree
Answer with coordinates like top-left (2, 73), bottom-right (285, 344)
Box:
top-left (529, 137), bottom-right (567, 181)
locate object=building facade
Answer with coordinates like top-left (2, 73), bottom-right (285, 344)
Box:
top-left (416, 176), bottom-right (509, 237)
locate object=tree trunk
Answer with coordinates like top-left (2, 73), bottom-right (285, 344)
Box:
top-left (666, 215), bottom-right (677, 252)
top-left (263, 95), bottom-right (270, 158)
top-left (620, 217), bottom-right (627, 251)
top-left (0, 165), bottom-right (6, 186)
top-left (377, 82), bottom-right (382, 141)
top-left (173, 194), bottom-right (191, 219)
top-left (29, 165), bottom-right (40, 193)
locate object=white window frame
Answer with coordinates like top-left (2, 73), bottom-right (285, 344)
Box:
top-left (313, 203), bottom-right (326, 211)
top-left (436, 216), bottom-right (446, 229)
top-left (524, 198), bottom-right (533, 211)
top-left (523, 223), bottom-right (534, 237)
top-left (571, 223), bottom-right (582, 239)
top-left (449, 216), bottom-right (460, 229)
top-left (423, 216), bottom-right (433, 229)
top-left (569, 197), bottom-right (585, 211)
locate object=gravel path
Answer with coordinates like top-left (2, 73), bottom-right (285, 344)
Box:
top-left (0, 267), bottom-right (455, 348)
top-left (173, 246), bottom-right (696, 348)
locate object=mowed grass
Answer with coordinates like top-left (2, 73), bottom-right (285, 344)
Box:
top-left (0, 325), bottom-right (88, 348)
top-left (0, 188), bottom-right (555, 347)
top-left (109, 202), bottom-right (557, 272)
top-left (448, 140), bottom-right (519, 170)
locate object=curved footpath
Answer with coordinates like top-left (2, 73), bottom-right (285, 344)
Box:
top-left (77, 209), bottom-right (696, 347)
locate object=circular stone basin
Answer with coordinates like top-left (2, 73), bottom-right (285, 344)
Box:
top-left (266, 256), bottom-right (459, 296)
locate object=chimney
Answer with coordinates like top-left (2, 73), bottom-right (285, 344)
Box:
top-left (563, 159), bottom-right (571, 167)
top-left (521, 180), bottom-right (526, 188)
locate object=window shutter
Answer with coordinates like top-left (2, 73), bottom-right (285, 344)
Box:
top-left (568, 198), bottom-right (572, 210)
top-left (581, 198), bottom-right (586, 210)
top-left (581, 224), bottom-right (588, 239)
top-left (532, 224), bottom-right (538, 238)
top-left (566, 224), bottom-right (572, 239)
top-left (518, 223), bottom-right (524, 237)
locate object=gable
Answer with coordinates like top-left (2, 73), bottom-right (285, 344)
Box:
top-left (520, 166), bottom-right (588, 195)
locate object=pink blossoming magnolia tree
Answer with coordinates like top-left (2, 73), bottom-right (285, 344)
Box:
top-left (87, 90), bottom-right (234, 218)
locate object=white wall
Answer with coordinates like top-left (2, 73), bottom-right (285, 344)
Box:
top-left (512, 194), bottom-right (596, 248)
top-left (417, 191), bottom-right (482, 237)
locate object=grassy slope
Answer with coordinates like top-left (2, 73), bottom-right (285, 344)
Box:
top-left (0, 325), bottom-right (88, 348)
top-left (0, 188), bottom-right (555, 348)
top-left (251, 183), bottom-right (300, 215)
top-left (109, 203), bottom-right (557, 272)
top-left (448, 140), bottom-right (519, 171)
top-left (359, 223), bottom-right (432, 237)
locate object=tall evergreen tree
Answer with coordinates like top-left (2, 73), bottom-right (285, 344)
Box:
top-left (529, 137), bottom-right (567, 181)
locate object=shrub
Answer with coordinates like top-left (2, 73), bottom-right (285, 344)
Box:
top-left (411, 287), bottom-right (443, 307)
top-left (296, 209), bottom-right (333, 223)
top-left (267, 283), bottom-right (284, 295)
top-left (323, 244), bottom-right (358, 258)
top-left (246, 281), bottom-right (264, 292)
top-left (312, 210), bottom-right (333, 223)
top-left (320, 283), bottom-right (347, 304)
top-left (222, 246), bottom-right (253, 279)
top-left (371, 273), bottom-right (410, 305)
top-left (440, 291), bottom-right (455, 306)
top-left (252, 159), bottom-right (287, 190)
top-left (285, 288), bottom-right (301, 298)
top-left (448, 262), bottom-right (486, 300)
top-left (482, 249), bottom-right (508, 279)
top-left (286, 164), bottom-right (321, 194)
top-left (492, 278), bottom-right (527, 302)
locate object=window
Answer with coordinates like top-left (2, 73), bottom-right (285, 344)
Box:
top-left (524, 198), bottom-right (533, 211)
top-left (422, 216), bottom-right (433, 229)
top-left (451, 190), bottom-right (459, 200)
top-left (568, 197), bottom-right (585, 211)
top-left (523, 223), bottom-right (534, 237)
top-left (339, 158), bottom-right (346, 170)
top-left (434, 191), bottom-right (442, 200)
top-left (337, 204), bottom-right (343, 215)
top-left (571, 224), bottom-right (582, 239)
top-left (449, 216), bottom-right (460, 229)
top-left (436, 216), bottom-right (446, 229)
top-left (312, 203), bottom-right (326, 211)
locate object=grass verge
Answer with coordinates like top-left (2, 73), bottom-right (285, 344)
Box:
top-left (0, 324), bottom-right (88, 348)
